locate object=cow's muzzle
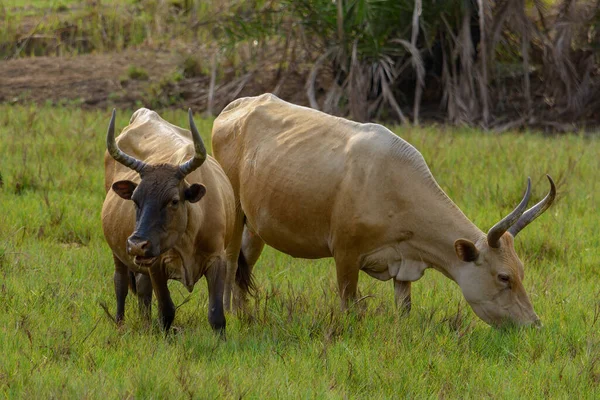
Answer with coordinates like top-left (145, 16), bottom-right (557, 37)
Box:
top-left (127, 235), bottom-right (158, 258)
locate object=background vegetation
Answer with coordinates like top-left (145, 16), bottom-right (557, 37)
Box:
top-left (0, 105), bottom-right (598, 397)
top-left (1, 0), bottom-right (599, 130)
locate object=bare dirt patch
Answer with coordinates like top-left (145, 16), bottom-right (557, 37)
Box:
top-left (0, 50), bottom-right (181, 109)
top-left (0, 48), bottom-right (311, 114)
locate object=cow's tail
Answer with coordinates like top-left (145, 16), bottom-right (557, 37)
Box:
top-left (128, 271), bottom-right (138, 295)
top-left (236, 248), bottom-right (256, 297)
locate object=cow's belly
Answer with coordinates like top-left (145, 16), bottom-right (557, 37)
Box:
top-left (253, 225), bottom-right (331, 259)
top-left (242, 199), bottom-right (332, 259)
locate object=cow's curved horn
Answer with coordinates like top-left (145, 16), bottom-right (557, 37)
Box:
top-left (178, 109), bottom-right (207, 177)
top-left (508, 175), bottom-right (556, 238)
top-left (487, 178), bottom-right (532, 248)
top-left (106, 109), bottom-right (146, 173)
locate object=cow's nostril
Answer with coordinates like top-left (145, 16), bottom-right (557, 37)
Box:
top-left (127, 237), bottom-right (150, 255)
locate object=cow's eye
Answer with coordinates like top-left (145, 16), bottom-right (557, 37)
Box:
top-left (498, 274), bottom-right (510, 283)
top-left (171, 199), bottom-right (179, 207)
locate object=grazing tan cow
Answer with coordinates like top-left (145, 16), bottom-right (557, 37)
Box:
top-left (212, 94), bottom-right (556, 328)
top-left (101, 108), bottom-right (245, 333)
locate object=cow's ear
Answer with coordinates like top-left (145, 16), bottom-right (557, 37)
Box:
top-left (454, 239), bottom-right (480, 262)
top-left (185, 184), bottom-right (206, 203)
top-left (112, 180), bottom-right (137, 200)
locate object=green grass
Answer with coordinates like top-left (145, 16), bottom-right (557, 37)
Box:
top-left (0, 105), bottom-right (599, 397)
top-left (0, 0), bottom-right (224, 58)
top-left (125, 65), bottom-right (149, 81)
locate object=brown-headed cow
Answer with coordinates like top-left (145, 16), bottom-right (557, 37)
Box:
top-left (102, 108), bottom-right (242, 333)
top-left (212, 94), bottom-right (556, 328)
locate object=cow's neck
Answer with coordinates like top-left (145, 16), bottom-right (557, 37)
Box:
top-left (407, 211), bottom-right (485, 282)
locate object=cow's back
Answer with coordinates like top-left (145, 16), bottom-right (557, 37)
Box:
top-left (212, 94), bottom-right (435, 258)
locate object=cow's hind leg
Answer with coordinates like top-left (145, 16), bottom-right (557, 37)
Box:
top-left (241, 225), bottom-right (265, 269)
top-left (113, 254), bottom-right (129, 324)
top-left (394, 280), bottom-right (411, 316)
top-left (233, 226), bottom-right (262, 311)
top-left (333, 255), bottom-right (360, 311)
top-left (205, 257), bottom-right (226, 338)
top-left (224, 211), bottom-right (244, 312)
top-left (135, 273), bottom-right (153, 322)
top-left (149, 267), bottom-right (175, 331)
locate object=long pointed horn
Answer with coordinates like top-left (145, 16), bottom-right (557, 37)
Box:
top-left (487, 178), bottom-right (532, 248)
top-left (508, 175), bottom-right (556, 238)
top-left (179, 109), bottom-right (207, 177)
top-left (106, 109), bottom-right (146, 173)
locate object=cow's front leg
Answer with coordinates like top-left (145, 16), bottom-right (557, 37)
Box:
top-left (135, 273), bottom-right (153, 322)
top-left (205, 258), bottom-right (226, 338)
top-left (334, 255), bottom-right (360, 311)
top-left (149, 266), bottom-right (175, 331)
top-left (394, 280), bottom-right (411, 315)
top-left (113, 254), bottom-right (129, 324)
top-left (393, 260), bottom-right (427, 316)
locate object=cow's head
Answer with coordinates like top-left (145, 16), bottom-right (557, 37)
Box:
top-left (453, 176), bottom-right (556, 328)
top-left (106, 109), bottom-right (207, 267)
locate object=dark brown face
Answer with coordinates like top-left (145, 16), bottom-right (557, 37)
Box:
top-left (112, 164), bottom-right (206, 266)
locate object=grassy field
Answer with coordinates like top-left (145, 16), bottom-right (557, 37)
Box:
top-left (0, 104), bottom-right (599, 398)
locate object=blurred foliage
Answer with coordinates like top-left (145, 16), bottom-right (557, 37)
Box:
top-left (1, 0), bottom-right (599, 128)
top-left (215, 0), bottom-right (600, 128)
